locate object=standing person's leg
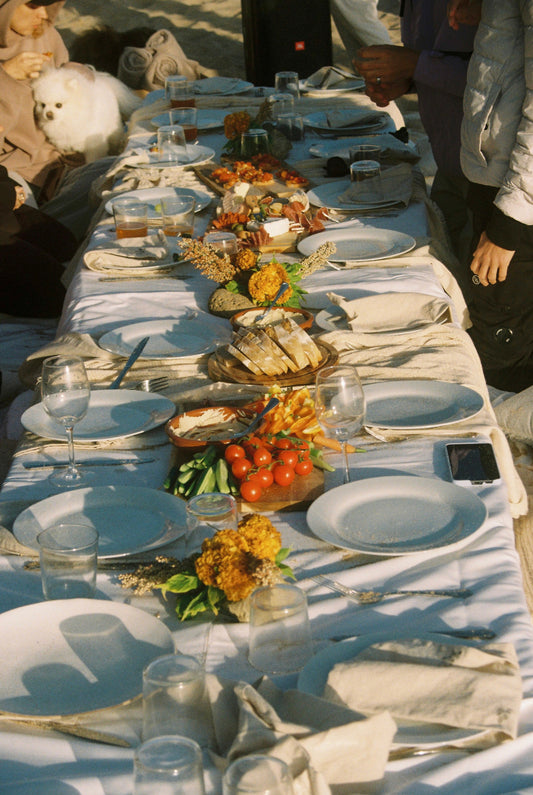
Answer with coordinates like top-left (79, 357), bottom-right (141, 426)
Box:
top-left (430, 170), bottom-right (473, 302)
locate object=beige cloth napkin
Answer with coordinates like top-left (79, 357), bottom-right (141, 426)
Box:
top-left (494, 386), bottom-right (533, 444)
top-left (338, 163), bottom-right (413, 207)
top-left (323, 638), bottom-right (521, 746)
top-left (326, 291), bottom-right (452, 333)
top-left (325, 107), bottom-right (386, 129)
top-left (118, 29), bottom-right (205, 89)
top-left (83, 236), bottom-right (173, 274)
top-left (304, 66), bottom-right (357, 90)
top-left (192, 76), bottom-right (245, 95)
top-left (207, 675), bottom-right (396, 794)
top-left (317, 324), bottom-right (528, 517)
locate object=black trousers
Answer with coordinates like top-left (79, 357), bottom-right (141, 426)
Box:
top-left (466, 183), bottom-right (533, 393)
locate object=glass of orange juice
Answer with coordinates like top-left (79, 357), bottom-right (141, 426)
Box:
top-left (165, 75), bottom-right (196, 108)
top-left (161, 195), bottom-right (196, 238)
top-left (113, 197), bottom-right (148, 239)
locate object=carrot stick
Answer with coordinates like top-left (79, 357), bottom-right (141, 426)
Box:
top-left (312, 433), bottom-right (356, 453)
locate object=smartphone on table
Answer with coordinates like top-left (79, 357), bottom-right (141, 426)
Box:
top-left (445, 442), bottom-right (501, 484)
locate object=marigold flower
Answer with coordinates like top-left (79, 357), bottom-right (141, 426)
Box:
top-left (234, 249), bottom-right (258, 272)
top-left (238, 514), bottom-right (282, 561)
top-left (248, 262), bottom-right (293, 304)
top-left (224, 111), bottom-right (251, 140)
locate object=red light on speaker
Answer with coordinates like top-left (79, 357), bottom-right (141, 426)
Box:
top-left (295, 40), bottom-right (305, 51)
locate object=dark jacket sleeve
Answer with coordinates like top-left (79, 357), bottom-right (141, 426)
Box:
top-left (0, 165), bottom-right (16, 212)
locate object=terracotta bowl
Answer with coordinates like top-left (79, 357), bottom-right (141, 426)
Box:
top-left (166, 405), bottom-right (253, 451)
top-left (230, 305), bottom-right (314, 331)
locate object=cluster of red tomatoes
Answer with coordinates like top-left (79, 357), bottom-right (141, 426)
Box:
top-left (224, 435), bottom-right (313, 503)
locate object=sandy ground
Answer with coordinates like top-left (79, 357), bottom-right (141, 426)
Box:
top-left (55, 0), bottom-right (403, 78)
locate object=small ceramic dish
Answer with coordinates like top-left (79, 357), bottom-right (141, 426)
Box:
top-left (230, 306), bottom-right (313, 331)
top-left (165, 406), bottom-right (253, 451)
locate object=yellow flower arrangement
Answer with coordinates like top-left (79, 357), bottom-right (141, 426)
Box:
top-left (248, 261), bottom-right (294, 304)
top-left (224, 111), bottom-right (252, 141)
top-left (119, 514), bottom-right (293, 620)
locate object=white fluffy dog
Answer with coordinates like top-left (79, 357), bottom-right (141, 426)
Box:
top-left (32, 65), bottom-right (142, 162)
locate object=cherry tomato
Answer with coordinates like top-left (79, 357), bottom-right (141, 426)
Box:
top-left (277, 449), bottom-right (298, 468)
top-left (273, 462), bottom-right (295, 487)
top-left (240, 479), bottom-right (263, 502)
top-left (273, 437), bottom-right (292, 450)
top-left (231, 457), bottom-right (252, 480)
top-left (224, 443), bottom-right (246, 464)
top-left (290, 439), bottom-right (310, 456)
top-left (253, 447), bottom-right (272, 467)
top-left (256, 467), bottom-right (274, 488)
top-left (294, 458), bottom-right (313, 476)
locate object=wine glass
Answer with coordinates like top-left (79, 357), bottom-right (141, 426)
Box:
top-left (41, 355), bottom-right (91, 488)
top-left (315, 364), bottom-right (365, 484)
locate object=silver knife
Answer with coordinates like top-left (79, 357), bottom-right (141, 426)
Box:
top-left (23, 457), bottom-right (155, 469)
top-left (108, 336), bottom-right (150, 389)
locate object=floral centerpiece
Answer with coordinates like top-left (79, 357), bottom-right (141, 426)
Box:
top-left (119, 514), bottom-right (293, 621)
top-left (181, 238), bottom-right (336, 313)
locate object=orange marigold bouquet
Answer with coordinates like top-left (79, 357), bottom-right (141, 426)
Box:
top-left (120, 514), bottom-right (293, 621)
top-left (222, 102), bottom-right (273, 156)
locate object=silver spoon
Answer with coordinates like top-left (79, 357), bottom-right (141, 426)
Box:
top-left (255, 282), bottom-right (290, 324)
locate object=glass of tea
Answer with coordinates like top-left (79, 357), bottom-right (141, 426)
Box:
top-left (161, 195), bottom-right (196, 238)
top-left (157, 124), bottom-right (189, 165)
top-left (168, 107), bottom-right (198, 143)
top-left (165, 75), bottom-right (196, 108)
top-left (113, 197), bottom-right (148, 239)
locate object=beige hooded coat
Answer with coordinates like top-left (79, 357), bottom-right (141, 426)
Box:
top-left (0, 0), bottom-right (67, 194)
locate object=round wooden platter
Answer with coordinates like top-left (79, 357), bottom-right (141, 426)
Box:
top-left (207, 341), bottom-right (338, 386)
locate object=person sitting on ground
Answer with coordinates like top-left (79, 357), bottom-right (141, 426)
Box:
top-left (0, 162), bottom-right (75, 317)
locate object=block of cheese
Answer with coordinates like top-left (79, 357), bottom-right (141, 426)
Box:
top-left (261, 217), bottom-right (290, 238)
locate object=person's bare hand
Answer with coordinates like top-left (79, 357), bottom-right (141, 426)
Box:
top-left (365, 78), bottom-right (412, 106)
top-left (3, 51), bottom-right (49, 80)
top-left (448, 0), bottom-right (482, 31)
top-left (471, 232), bottom-right (515, 285)
top-left (354, 45), bottom-right (419, 85)
top-left (13, 186), bottom-right (26, 210)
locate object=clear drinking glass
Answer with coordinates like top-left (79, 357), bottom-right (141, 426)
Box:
top-left (314, 364), bottom-right (365, 483)
top-left (142, 653), bottom-right (214, 747)
top-left (274, 71), bottom-right (300, 98)
top-left (349, 144), bottom-right (381, 163)
top-left (269, 93), bottom-right (295, 121)
top-left (276, 113), bottom-right (305, 142)
top-left (167, 107), bottom-right (198, 142)
top-left (157, 124), bottom-right (189, 164)
top-left (248, 584), bottom-right (313, 675)
top-left (165, 75), bottom-right (196, 108)
top-left (223, 755), bottom-right (294, 795)
top-left (37, 523), bottom-right (98, 599)
top-left (41, 355), bottom-right (91, 488)
top-left (113, 197), bottom-right (148, 239)
top-left (349, 159), bottom-right (380, 183)
top-left (186, 493), bottom-right (238, 552)
top-left (133, 735), bottom-right (205, 795)
top-left (240, 129), bottom-right (270, 158)
top-left (161, 195), bottom-right (196, 238)
top-left (203, 231), bottom-right (239, 257)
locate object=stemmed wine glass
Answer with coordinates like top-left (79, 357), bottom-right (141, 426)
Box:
top-left (41, 355), bottom-right (91, 488)
top-left (315, 364), bottom-right (365, 484)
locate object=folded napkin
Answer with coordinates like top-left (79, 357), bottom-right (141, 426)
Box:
top-left (323, 638), bottom-right (521, 746)
top-left (325, 107), bottom-right (385, 129)
top-left (118, 29), bottom-right (205, 89)
top-left (83, 235), bottom-right (172, 273)
top-left (207, 675), bottom-right (396, 794)
top-left (327, 291), bottom-right (452, 333)
top-left (192, 76), bottom-right (243, 95)
top-left (494, 385), bottom-right (533, 444)
top-left (338, 163), bottom-right (413, 207)
top-left (305, 66), bottom-right (357, 90)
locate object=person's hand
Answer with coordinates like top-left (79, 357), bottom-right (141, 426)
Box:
top-left (448, 0), bottom-right (482, 31)
top-left (2, 51), bottom-right (50, 80)
top-left (13, 185), bottom-right (26, 210)
top-left (470, 232), bottom-right (515, 285)
top-left (365, 78), bottom-right (412, 107)
top-left (353, 45), bottom-right (419, 86)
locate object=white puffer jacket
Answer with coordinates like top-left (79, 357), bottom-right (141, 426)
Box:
top-left (460, 0), bottom-right (533, 226)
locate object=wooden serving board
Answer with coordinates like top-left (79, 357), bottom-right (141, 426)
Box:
top-left (169, 445), bottom-right (324, 513)
top-left (193, 162), bottom-right (309, 199)
top-left (208, 341), bottom-right (338, 386)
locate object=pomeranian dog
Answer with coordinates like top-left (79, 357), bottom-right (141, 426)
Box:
top-left (32, 65), bottom-right (142, 162)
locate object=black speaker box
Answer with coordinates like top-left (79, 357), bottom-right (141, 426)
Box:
top-left (241, 0), bottom-right (332, 86)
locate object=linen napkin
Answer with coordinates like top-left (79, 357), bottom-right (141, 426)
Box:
top-left (207, 675), bottom-right (396, 794)
top-left (326, 291), bottom-right (452, 333)
top-left (191, 76), bottom-right (244, 95)
top-left (304, 66), bottom-right (358, 90)
top-left (323, 638), bottom-right (522, 746)
top-left (83, 236), bottom-right (174, 274)
top-left (118, 29), bottom-right (205, 88)
top-left (325, 107), bottom-right (386, 129)
top-left (338, 163), bottom-right (413, 207)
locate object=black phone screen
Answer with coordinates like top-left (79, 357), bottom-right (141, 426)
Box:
top-left (446, 443), bottom-right (500, 483)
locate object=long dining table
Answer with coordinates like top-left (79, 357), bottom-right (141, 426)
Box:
top-left (0, 80), bottom-right (532, 794)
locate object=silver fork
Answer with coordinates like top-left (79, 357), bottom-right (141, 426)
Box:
top-left (311, 574), bottom-right (472, 604)
top-left (135, 376), bottom-right (174, 392)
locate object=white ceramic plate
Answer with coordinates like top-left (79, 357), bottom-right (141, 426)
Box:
top-left (191, 77), bottom-right (253, 95)
top-left (307, 179), bottom-right (401, 211)
top-left (297, 227), bottom-right (416, 262)
top-left (21, 390), bottom-right (175, 442)
top-left (134, 144), bottom-right (215, 169)
top-left (364, 380), bottom-right (484, 429)
top-left (306, 476), bottom-right (487, 556)
top-left (300, 77), bottom-right (365, 96)
top-left (98, 317), bottom-right (229, 359)
top-left (150, 108), bottom-right (226, 130)
top-left (105, 187), bottom-right (211, 216)
top-left (0, 599), bottom-right (174, 716)
top-left (13, 485), bottom-right (187, 558)
top-left (297, 632), bottom-right (483, 746)
top-left (303, 110), bottom-right (388, 135)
